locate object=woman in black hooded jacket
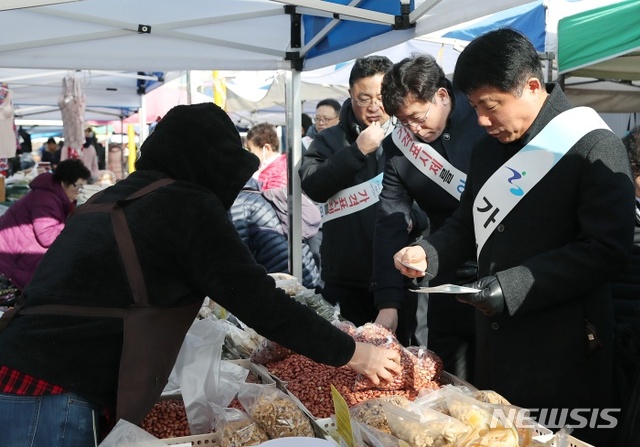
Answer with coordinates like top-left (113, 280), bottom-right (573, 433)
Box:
top-left (0, 103), bottom-right (400, 446)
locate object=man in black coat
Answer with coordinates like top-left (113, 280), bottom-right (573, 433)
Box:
top-left (299, 56), bottom-right (422, 345)
top-left (372, 54), bottom-right (486, 381)
top-left (395, 29), bottom-right (635, 446)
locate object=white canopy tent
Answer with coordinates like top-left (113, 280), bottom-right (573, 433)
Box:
top-left (0, 0), bottom-right (535, 278)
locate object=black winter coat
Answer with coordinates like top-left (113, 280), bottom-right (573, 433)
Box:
top-left (229, 179), bottom-right (320, 289)
top-left (371, 89), bottom-right (486, 334)
top-left (299, 99), bottom-right (390, 289)
top-left (417, 85), bottom-right (636, 418)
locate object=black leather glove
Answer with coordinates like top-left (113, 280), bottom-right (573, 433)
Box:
top-left (454, 261), bottom-right (478, 285)
top-left (456, 275), bottom-right (505, 317)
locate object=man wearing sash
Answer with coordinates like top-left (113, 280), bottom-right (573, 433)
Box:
top-left (371, 54), bottom-right (486, 381)
top-left (394, 29), bottom-right (635, 446)
top-left (300, 56), bottom-right (419, 345)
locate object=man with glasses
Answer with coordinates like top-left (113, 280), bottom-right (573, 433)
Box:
top-left (372, 54), bottom-right (485, 377)
top-left (302, 98), bottom-right (342, 153)
top-left (300, 56), bottom-right (421, 345)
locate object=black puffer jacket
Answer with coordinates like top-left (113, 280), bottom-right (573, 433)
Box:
top-left (230, 179), bottom-right (320, 289)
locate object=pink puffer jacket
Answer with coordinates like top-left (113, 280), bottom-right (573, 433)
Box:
top-left (0, 173), bottom-right (72, 290)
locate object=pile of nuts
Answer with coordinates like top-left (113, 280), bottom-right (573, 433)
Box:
top-left (139, 399), bottom-right (191, 438)
top-left (264, 323), bottom-right (443, 418)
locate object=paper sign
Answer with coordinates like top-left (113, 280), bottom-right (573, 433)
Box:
top-left (331, 384), bottom-right (355, 447)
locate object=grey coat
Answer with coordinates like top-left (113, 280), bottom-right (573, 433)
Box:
top-left (417, 84), bottom-right (636, 412)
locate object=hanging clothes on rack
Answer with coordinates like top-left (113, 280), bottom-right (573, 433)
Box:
top-left (58, 75), bottom-right (86, 161)
top-left (0, 83), bottom-right (18, 160)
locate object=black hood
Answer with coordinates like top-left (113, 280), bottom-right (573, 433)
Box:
top-left (135, 103), bottom-right (260, 209)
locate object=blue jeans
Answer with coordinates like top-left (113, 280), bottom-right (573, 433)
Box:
top-left (0, 392), bottom-right (100, 447)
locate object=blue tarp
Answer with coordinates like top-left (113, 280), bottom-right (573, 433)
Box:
top-left (444, 0), bottom-right (546, 51)
top-left (304, 0), bottom-right (414, 58)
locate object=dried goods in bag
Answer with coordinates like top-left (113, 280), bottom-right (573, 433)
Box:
top-left (237, 383), bottom-right (314, 439)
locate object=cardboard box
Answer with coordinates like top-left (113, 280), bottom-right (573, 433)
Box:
top-left (0, 176), bottom-right (5, 202)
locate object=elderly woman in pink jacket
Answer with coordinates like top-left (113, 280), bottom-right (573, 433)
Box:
top-left (0, 159), bottom-right (91, 300)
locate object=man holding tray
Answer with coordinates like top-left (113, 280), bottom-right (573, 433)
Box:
top-left (395, 29), bottom-right (635, 446)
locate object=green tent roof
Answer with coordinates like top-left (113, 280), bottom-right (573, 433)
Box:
top-left (558, 0), bottom-right (640, 80)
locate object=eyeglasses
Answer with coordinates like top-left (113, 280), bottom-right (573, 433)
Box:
top-left (352, 96), bottom-right (383, 108)
top-left (315, 115), bottom-right (338, 124)
top-left (398, 101), bottom-right (433, 130)
top-left (72, 183), bottom-right (84, 192)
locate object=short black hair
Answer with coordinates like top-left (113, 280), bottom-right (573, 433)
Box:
top-left (382, 53), bottom-right (447, 117)
top-left (316, 98), bottom-right (341, 114)
top-left (47, 137), bottom-right (56, 145)
top-left (53, 159), bottom-right (91, 184)
top-left (623, 126), bottom-right (640, 178)
top-left (301, 113), bottom-right (313, 133)
top-left (453, 28), bottom-right (544, 97)
top-left (349, 55), bottom-right (393, 88)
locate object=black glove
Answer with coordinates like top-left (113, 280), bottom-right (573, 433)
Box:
top-left (456, 275), bottom-right (505, 317)
top-left (454, 261), bottom-right (478, 285)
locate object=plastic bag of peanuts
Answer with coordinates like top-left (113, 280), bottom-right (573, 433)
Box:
top-left (352, 323), bottom-right (443, 392)
top-left (212, 406), bottom-right (269, 447)
top-left (237, 383), bottom-right (315, 439)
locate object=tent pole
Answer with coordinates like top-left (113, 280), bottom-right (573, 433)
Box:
top-left (138, 93), bottom-right (147, 145)
top-left (285, 69), bottom-right (303, 282)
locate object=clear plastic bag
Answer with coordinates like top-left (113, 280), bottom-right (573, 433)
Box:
top-left (349, 395), bottom-right (411, 434)
top-left (249, 338), bottom-right (293, 365)
top-left (383, 401), bottom-right (469, 447)
top-left (352, 325), bottom-right (443, 392)
top-left (172, 318), bottom-right (247, 434)
top-left (237, 383), bottom-right (314, 439)
top-left (99, 419), bottom-right (166, 447)
top-left (212, 406), bottom-right (269, 447)
top-left (444, 388), bottom-right (527, 447)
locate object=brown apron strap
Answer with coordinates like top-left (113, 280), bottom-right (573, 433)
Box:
top-left (111, 205), bottom-right (149, 305)
top-left (19, 305), bottom-right (126, 319)
top-left (111, 178), bottom-right (175, 305)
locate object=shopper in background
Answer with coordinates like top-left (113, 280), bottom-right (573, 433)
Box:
top-left (373, 53), bottom-right (485, 381)
top-left (301, 113), bottom-right (313, 138)
top-left (299, 55), bottom-right (420, 346)
top-left (0, 103), bottom-right (400, 447)
top-left (85, 127), bottom-right (106, 170)
top-left (0, 159), bottom-right (90, 295)
top-left (302, 98), bottom-right (342, 152)
top-left (230, 177), bottom-right (321, 290)
top-left (394, 29), bottom-right (635, 446)
top-left (41, 137), bottom-right (61, 170)
top-left (246, 122), bottom-right (287, 190)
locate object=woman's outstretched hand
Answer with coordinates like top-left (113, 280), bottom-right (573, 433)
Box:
top-left (347, 342), bottom-right (402, 385)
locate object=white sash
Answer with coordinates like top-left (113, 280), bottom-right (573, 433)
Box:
top-left (473, 107), bottom-right (610, 259)
top-left (302, 135), bottom-right (313, 150)
top-left (392, 126), bottom-right (466, 200)
top-left (321, 173), bottom-right (383, 223)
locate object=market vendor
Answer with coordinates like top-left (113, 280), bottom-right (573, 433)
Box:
top-left (0, 103), bottom-right (401, 447)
